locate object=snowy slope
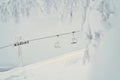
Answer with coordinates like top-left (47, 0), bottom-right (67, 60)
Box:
top-left (0, 49), bottom-right (91, 80)
top-left (0, 0), bottom-right (119, 76)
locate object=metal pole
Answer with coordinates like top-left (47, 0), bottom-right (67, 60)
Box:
top-left (18, 44), bottom-right (23, 67)
top-left (16, 36), bottom-right (24, 67)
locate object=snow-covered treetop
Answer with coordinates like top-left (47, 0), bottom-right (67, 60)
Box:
top-left (0, 0), bottom-right (115, 23)
top-left (0, 0), bottom-right (38, 22)
top-left (0, 0), bottom-right (89, 22)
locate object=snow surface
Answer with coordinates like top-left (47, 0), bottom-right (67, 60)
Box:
top-left (0, 49), bottom-right (91, 80)
top-left (0, 0), bottom-right (119, 79)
